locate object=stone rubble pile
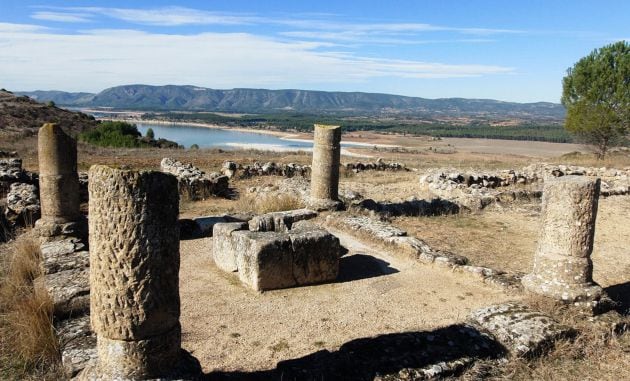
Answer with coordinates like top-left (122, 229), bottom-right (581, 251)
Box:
top-left (4, 182), bottom-right (40, 228)
top-left (420, 163), bottom-right (630, 210)
top-left (0, 157), bottom-right (38, 194)
top-left (223, 161), bottom-right (311, 179)
top-left (344, 158), bottom-right (409, 173)
top-left (221, 158), bottom-right (409, 179)
top-left (522, 163), bottom-right (630, 196)
top-left (161, 157), bottom-right (229, 200)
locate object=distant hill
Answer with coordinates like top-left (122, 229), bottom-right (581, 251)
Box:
top-left (17, 85), bottom-right (565, 121)
top-left (0, 89), bottom-right (98, 138)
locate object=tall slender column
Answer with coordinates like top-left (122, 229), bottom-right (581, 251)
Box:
top-left (35, 123), bottom-right (81, 237)
top-left (309, 124), bottom-right (342, 210)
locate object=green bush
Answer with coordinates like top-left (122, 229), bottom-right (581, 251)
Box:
top-left (146, 128), bottom-right (155, 139)
top-left (79, 121), bottom-right (145, 148)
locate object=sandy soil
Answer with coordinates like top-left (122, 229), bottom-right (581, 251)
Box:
top-left (179, 228), bottom-right (517, 373)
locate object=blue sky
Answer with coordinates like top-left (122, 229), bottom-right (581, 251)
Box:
top-left (1, 1), bottom-right (628, 102)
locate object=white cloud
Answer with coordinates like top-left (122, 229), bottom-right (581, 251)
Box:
top-left (0, 27), bottom-right (513, 92)
top-left (31, 11), bottom-right (92, 23)
top-left (35, 6), bottom-right (260, 26)
top-left (31, 6), bottom-right (523, 35)
top-left (0, 22), bottom-right (48, 33)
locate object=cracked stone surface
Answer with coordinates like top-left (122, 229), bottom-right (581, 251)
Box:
top-left (56, 314), bottom-right (96, 378)
top-left (39, 237), bottom-right (88, 274)
top-left (35, 267), bottom-right (89, 318)
top-left (469, 302), bottom-right (575, 357)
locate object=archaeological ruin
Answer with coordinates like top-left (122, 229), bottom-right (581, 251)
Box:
top-left (1, 120), bottom-right (628, 380)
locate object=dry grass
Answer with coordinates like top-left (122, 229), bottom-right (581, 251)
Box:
top-left (0, 235), bottom-right (61, 380)
top-left (556, 150), bottom-right (630, 168)
top-left (232, 193), bottom-right (304, 214)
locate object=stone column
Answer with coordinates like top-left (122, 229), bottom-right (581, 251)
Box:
top-left (309, 124), bottom-right (342, 210)
top-left (522, 176), bottom-right (603, 305)
top-left (80, 165), bottom-right (199, 380)
top-left (35, 123), bottom-right (82, 237)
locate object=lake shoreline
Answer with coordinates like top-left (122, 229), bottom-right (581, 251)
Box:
top-left (100, 117), bottom-right (400, 149)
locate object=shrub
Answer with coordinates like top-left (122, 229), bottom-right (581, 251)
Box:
top-left (79, 121), bottom-right (144, 148)
top-left (145, 128), bottom-right (155, 139)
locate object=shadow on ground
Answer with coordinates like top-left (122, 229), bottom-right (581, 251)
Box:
top-left (605, 281), bottom-right (630, 315)
top-left (355, 197), bottom-right (461, 217)
top-left (203, 324), bottom-right (506, 381)
top-left (337, 253), bottom-right (399, 283)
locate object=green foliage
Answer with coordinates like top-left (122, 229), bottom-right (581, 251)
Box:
top-left (46, 101), bottom-right (55, 107)
top-left (190, 143), bottom-right (199, 150)
top-left (145, 127), bottom-right (155, 139)
top-left (79, 121), bottom-right (144, 148)
top-left (562, 41), bottom-right (630, 158)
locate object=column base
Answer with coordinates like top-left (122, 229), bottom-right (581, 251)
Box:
top-left (35, 217), bottom-right (87, 241)
top-left (306, 197), bottom-right (344, 212)
top-left (76, 325), bottom-right (202, 380)
top-left (522, 273), bottom-right (604, 309)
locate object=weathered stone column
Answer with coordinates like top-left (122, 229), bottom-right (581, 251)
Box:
top-left (522, 176), bottom-right (603, 305)
top-left (309, 124), bottom-right (342, 210)
top-left (80, 165), bottom-right (199, 380)
top-left (35, 123), bottom-right (82, 237)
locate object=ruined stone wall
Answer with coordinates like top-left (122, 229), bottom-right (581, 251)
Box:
top-left (161, 157), bottom-right (229, 199)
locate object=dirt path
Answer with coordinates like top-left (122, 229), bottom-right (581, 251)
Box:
top-left (179, 229), bottom-right (517, 373)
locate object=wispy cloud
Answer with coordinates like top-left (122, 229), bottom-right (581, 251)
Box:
top-left (30, 6), bottom-right (523, 35)
top-left (31, 11), bottom-right (92, 23)
top-left (33, 6), bottom-right (260, 26)
top-left (0, 22), bottom-right (48, 32)
top-left (0, 26), bottom-right (513, 92)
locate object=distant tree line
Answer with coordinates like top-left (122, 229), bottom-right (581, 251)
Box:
top-left (144, 112), bottom-right (573, 143)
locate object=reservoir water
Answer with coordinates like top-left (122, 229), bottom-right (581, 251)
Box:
top-left (135, 123), bottom-right (376, 151)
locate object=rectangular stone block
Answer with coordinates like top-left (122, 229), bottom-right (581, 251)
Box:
top-left (233, 231), bottom-right (295, 291)
top-left (212, 222), bottom-right (248, 272)
top-left (288, 224), bottom-right (340, 284)
top-left (249, 209), bottom-right (317, 232)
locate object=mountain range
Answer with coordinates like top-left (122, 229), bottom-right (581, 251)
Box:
top-left (17, 85), bottom-right (565, 121)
